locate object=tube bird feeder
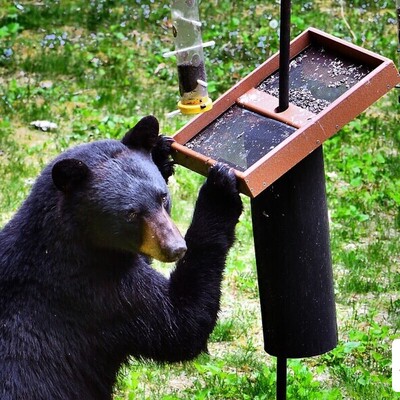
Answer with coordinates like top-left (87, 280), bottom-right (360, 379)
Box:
top-left (165, 0), bottom-right (213, 115)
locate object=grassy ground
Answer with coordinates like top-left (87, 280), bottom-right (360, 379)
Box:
top-left (1, 1), bottom-right (399, 398)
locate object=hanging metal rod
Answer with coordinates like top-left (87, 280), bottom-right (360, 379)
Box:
top-left (278, 0), bottom-right (291, 112)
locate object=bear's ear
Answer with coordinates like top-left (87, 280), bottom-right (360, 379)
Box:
top-left (121, 115), bottom-right (159, 152)
top-left (52, 158), bottom-right (90, 193)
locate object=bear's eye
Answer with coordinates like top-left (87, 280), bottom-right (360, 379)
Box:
top-left (161, 195), bottom-right (168, 208)
top-left (126, 210), bottom-right (138, 222)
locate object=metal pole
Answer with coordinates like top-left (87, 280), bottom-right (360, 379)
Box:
top-left (278, 0), bottom-right (291, 112)
top-left (277, 357), bottom-right (287, 400)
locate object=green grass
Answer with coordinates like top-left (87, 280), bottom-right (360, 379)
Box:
top-left (1, 0), bottom-right (399, 398)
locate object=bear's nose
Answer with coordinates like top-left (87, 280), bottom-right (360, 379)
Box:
top-left (170, 243), bottom-right (187, 261)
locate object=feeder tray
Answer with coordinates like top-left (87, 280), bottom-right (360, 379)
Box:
top-left (172, 28), bottom-right (400, 197)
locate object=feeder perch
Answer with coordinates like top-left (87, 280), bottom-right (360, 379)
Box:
top-left (165, 0), bottom-right (213, 115)
top-left (171, 28), bottom-right (400, 197)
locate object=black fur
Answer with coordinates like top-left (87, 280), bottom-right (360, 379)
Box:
top-left (0, 116), bottom-right (242, 400)
top-left (121, 115), bottom-right (159, 151)
top-left (52, 158), bottom-right (91, 192)
top-left (151, 135), bottom-right (175, 183)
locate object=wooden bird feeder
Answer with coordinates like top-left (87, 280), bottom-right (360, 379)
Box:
top-left (171, 27), bottom-right (400, 198)
top-left (170, 22), bottom-right (399, 400)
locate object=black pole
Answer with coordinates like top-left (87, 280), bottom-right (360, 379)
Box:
top-left (278, 0), bottom-right (291, 112)
top-left (264, 2), bottom-right (291, 398)
top-left (276, 357), bottom-right (287, 400)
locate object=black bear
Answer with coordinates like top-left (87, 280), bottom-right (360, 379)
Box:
top-left (0, 116), bottom-right (242, 400)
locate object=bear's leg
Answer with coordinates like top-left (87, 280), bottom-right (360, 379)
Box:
top-left (169, 163), bottom-right (243, 353)
top-left (125, 164), bottom-right (242, 362)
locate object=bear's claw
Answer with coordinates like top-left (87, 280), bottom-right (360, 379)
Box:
top-left (201, 162), bottom-right (243, 222)
top-left (152, 136), bottom-right (175, 183)
top-left (207, 163), bottom-right (238, 193)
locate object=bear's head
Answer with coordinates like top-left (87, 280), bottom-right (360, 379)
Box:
top-left (51, 116), bottom-right (187, 262)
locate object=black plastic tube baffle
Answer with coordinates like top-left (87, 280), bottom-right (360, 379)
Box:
top-left (251, 146), bottom-right (338, 358)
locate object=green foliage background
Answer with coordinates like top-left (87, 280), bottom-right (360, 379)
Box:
top-left (0, 1), bottom-right (399, 398)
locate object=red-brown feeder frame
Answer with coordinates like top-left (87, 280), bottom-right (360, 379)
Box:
top-left (171, 27), bottom-right (400, 198)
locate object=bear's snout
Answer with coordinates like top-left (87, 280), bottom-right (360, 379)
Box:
top-left (166, 242), bottom-right (187, 262)
top-left (139, 209), bottom-right (187, 263)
